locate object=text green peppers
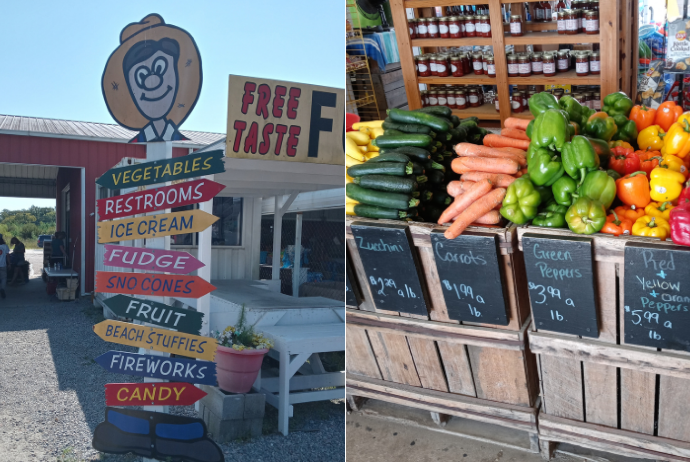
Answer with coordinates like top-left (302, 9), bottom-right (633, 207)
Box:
top-left (529, 92), bottom-right (561, 118)
top-left (584, 116), bottom-right (618, 141)
top-left (551, 176), bottom-right (578, 206)
top-left (603, 92), bottom-right (634, 118)
top-left (558, 96), bottom-right (583, 129)
top-left (527, 147), bottom-right (565, 186)
top-left (532, 201), bottom-right (568, 228)
top-left (565, 197), bottom-right (607, 235)
top-left (561, 136), bottom-right (601, 184)
top-left (579, 170), bottom-right (616, 209)
top-left (612, 119), bottom-right (639, 144)
top-left (499, 176), bottom-right (542, 225)
top-left (532, 109), bottom-right (570, 152)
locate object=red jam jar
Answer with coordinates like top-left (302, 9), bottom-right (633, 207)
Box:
top-left (565, 10), bottom-right (578, 35)
top-left (436, 55), bottom-right (450, 77)
top-left (590, 51), bottom-right (601, 75)
top-left (543, 53), bottom-right (556, 76)
top-left (465, 15), bottom-right (477, 37)
top-left (427, 17), bottom-right (439, 38)
top-left (408, 19), bottom-right (417, 39)
top-left (428, 89), bottom-right (439, 106)
top-left (450, 56), bottom-right (464, 77)
top-left (557, 51), bottom-right (570, 73)
top-left (531, 53), bottom-right (543, 75)
top-left (449, 16), bottom-right (462, 38)
top-left (511, 92), bottom-right (524, 113)
top-left (418, 56), bottom-right (430, 77)
top-left (468, 88), bottom-right (481, 108)
top-left (461, 53), bottom-right (471, 74)
top-left (518, 55), bottom-right (532, 77)
top-left (485, 55), bottom-right (496, 77)
top-left (478, 15), bottom-right (491, 37)
top-left (439, 17), bottom-right (450, 38)
top-left (420, 90), bottom-right (428, 107)
top-left (575, 52), bottom-right (589, 76)
top-left (510, 15), bottom-right (523, 36)
top-left (585, 11), bottom-right (599, 34)
top-left (456, 90), bottom-right (468, 110)
top-left (507, 54), bottom-right (519, 77)
top-left (437, 90), bottom-right (448, 107)
top-left (429, 54), bottom-right (438, 76)
top-left (417, 18), bottom-right (428, 38)
top-left (557, 11), bottom-right (566, 34)
top-left (447, 91), bottom-right (457, 109)
top-left (472, 53), bottom-right (484, 75)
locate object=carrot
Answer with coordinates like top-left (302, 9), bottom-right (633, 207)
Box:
top-left (504, 118), bottom-right (531, 131)
top-left (454, 143), bottom-right (525, 166)
top-left (483, 134), bottom-right (531, 150)
top-left (447, 180), bottom-right (475, 197)
top-left (460, 172), bottom-right (516, 188)
top-left (438, 179), bottom-right (493, 224)
top-left (473, 210), bottom-right (502, 225)
top-left (497, 147), bottom-right (527, 156)
top-left (452, 157), bottom-right (519, 175)
top-left (501, 128), bottom-right (530, 141)
top-left (444, 188), bottom-right (507, 239)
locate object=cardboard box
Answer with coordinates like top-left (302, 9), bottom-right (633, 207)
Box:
top-left (56, 287), bottom-right (76, 301)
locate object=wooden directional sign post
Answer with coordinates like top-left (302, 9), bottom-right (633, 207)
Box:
top-left (96, 150), bottom-right (225, 190)
top-left (103, 245), bottom-right (205, 275)
top-left (97, 209), bottom-right (218, 244)
top-left (103, 295), bottom-right (204, 334)
top-left (95, 351), bottom-right (217, 385)
top-left (97, 179), bottom-right (225, 220)
top-left (105, 382), bottom-right (207, 407)
top-left (96, 272), bottom-right (216, 298)
top-left (93, 320), bottom-right (218, 361)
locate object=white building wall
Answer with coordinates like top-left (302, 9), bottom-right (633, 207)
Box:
top-left (261, 188), bottom-right (345, 215)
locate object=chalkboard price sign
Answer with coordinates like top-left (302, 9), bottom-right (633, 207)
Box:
top-left (624, 242), bottom-right (690, 351)
top-left (350, 222), bottom-right (428, 316)
top-left (345, 264), bottom-right (359, 308)
top-left (522, 234), bottom-right (599, 337)
top-left (431, 231), bottom-right (509, 325)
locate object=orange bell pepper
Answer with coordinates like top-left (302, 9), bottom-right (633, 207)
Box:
top-left (636, 149), bottom-right (661, 161)
top-left (601, 210), bottom-right (633, 236)
top-left (614, 205), bottom-right (647, 220)
top-left (655, 101), bottom-right (684, 131)
top-left (589, 111), bottom-right (611, 122)
top-left (639, 155), bottom-right (662, 179)
top-left (616, 171), bottom-right (652, 208)
top-left (630, 105), bottom-right (657, 132)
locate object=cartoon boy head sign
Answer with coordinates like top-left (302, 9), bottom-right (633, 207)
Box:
top-left (102, 14), bottom-right (202, 143)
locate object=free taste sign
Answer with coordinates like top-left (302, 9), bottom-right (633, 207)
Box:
top-left (226, 75), bottom-right (344, 165)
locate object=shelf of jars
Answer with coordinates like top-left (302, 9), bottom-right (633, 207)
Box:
top-left (505, 30), bottom-right (600, 45)
top-left (418, 75), bottom-right (494, 85)
top-left (507, 69), bottom-right (601, 85)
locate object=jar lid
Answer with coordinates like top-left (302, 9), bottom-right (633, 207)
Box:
top-left (531, 52), bottom-right (543, 58)
top-left (591, 51), bottom-right (600, 58)
top-left (485, 55), bottom-right (495, 62)
top-left (450, 16), bottom-right (459, 20)
top-left (594, 92), bottom-right (601, 96)
top-left (518, 56), bottom-right (530, 62)
top-left (450, 56), bottom-right (460, 61)
top-left (466, 15), bottom-right (475, 19)
top-left (438, 90), bottom-right (447, 95)
top-left (440, 17), bottom-right (449, 21)
top-left (469, 88), bottom-right (479, 93)
top-left (557, 50), bottom-right (569, 57)
top-left (585, 11), bottom-right (598, 17)
top-left (419, 56), bottom-right (429, 61)
top-left (510, 15), bottom-right (522, 20)
top-left (480, 15), bottom-right (490, 20)
top-left (472, 52), bottom-right (483, 58)
top-left (457, 89), bottom-right (466, 94)
top-left (557, 11), bottom-right (566, 17)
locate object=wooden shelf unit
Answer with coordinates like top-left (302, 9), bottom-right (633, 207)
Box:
top-left (390, 0), bottom-right (635, 126)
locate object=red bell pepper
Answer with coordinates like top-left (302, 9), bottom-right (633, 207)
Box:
top-left (609, 147), bottom-right (641, 176)
top-left (670, 202), bottom-right (690, 246)
top-left (678, 181), bottom-right (690, 205)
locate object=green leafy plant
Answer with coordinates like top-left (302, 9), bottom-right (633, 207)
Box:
top-left (213, 304), bottom-right (273, 351)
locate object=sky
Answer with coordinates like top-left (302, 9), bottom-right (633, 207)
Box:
top-left (1, 198), bottom-right (56, 211)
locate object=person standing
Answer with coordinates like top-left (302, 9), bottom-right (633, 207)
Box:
top-left (9, 237), bottom-right (26, 285)
top-left (0, 235), bottom-right (9, 299)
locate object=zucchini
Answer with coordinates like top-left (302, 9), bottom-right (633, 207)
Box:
top-left (451, 115), bottom-right (462, 127)
top-left (387, 108), bottom-right (452, 132)
top-left (460, 116), bottom-right (480, 124)
top-left (420, 190), bottom-right (434, 202)
top-left (428, 169), bottom-right (445, 185)
top-left (384, 129), bottom-right (406, 136)
top-left (354, 174), bottom-right (417, 193)
top-left (411, 163), bottom-right (425, 175)
top-left (382, 120), bottom-right (433, 135)
top-left (372, 134), bottom-right (433, 148)
top-left (380, 147), bottom-right (431, 163)
top-left (414, 106), bottom-right (453, 118)
top-left (432, 154), bottom-right (445, 163)
top-left (433, 192), bottom-right (452, 207)
top-left (353, 204), bottom-right (414, 220)
top-left (346, 184), bottom-right (419, 210)
top-left (366, 152), bottom-right (410, 164)
top-left (347, 161), bottom-right (413, 177)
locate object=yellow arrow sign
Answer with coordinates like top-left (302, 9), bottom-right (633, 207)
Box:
top-left (98, 209), bottom-right (218, 244)
top-left (93, 320), bottom-right (218, 361)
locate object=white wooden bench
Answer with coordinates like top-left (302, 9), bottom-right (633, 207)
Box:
top-left (254, 323), bottom-right (345, 435)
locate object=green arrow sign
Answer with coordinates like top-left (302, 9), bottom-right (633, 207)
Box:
top-left (96, 150), bottom-right (225, 190)
top-left (103, 295), bottom-right (203, 335)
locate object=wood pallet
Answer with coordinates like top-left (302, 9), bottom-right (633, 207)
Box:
top-left (516, 227), bottom-right (690, 461)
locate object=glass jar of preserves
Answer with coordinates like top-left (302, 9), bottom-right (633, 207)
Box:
top-left (420, 90), bottom-right (428, 107)
top-left (428, 17), bottom-right (440, 38)
top-left (543, 1), bottom-right (552, 21)
top-left (577, 9), bottom-right (585, 33)
top-left (557, 11), bottom-right (566, 34)
top-left (555, 0), bottom-right (567, 12)
top-left (428, 54), bottom-right (437, 76)
top-left (428, 89), bottom-right (439, 106)
top-left (461, 53), bottom-right (471, 74)
top-left (456, 90), bottom-right (468, 110)
top-left (565, 9), bottom-right (578, 34)
top-left (590, 51), bottom-right (601, 75)
top-left (437, 90), bottom-right (448, 107)
top-left (531, 53), bottom-right (543, 74)
top-left (418, 18), bottom-right (429, 38)
top-left (553, 88), bottom-right (565, 100)
top-left (479, 15), bottom-right (492, 37)
top-left (437, 55), bottom-right (450, 77)
top-left (418, 56), bottom-right (431, 77)
top-left (593, 91), bottom-right (601, 110)
top-left (495, 96), bottom-right (500, 113)
top-left (534, 2), bottom-right (545, 22)
top-left (518, 55), bottom-right (532, 77)
top-left (543, 53), bottom-right (556, 76)
top-left (409, 19), bottom-right (417, 39)
top-left (465, 15), bottom-right (477, 37)
top-left (472, 53), bottom-right (484, 75)
top-left (510, 15), bottom-right (523, 36)
top-left (527, 90), bottom-right (537, 101)
top-left (468, 88), bottom-right (481, 107)
top-left (557, 50), bottom-right (570, 73)
top-left (584, 91), bottom-right (594, 109)
top-left (576, 52), bottom-right (589, 76)
top-left (450, 56), bottom-right (463, 77)
top-left (591, 0), bottom-right (599, 11)
top-left (521, 90), bottom-right (528, 110)
top-left (585, 11), bottom-right (599, 34)
top-left (511, 92), bottom-right (524, 113)
top-left (447, 91), bottom-right (457, 108)
top-left (439, 17), bottom-right (450, 38)
top-left (507, 54), bottom-right (519, 77)
top-left (449, 16), bottom-right (462, 38)
top-left (485, 55), bottom-right (496, 77)
top-left (581, 0), bottom-right (591, 10)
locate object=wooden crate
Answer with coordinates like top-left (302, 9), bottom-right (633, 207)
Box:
top-left (516, 227), bottom-right (690, 461)
top-left (370, 62), bottom-right (409, 116)
top-left (346, 217), bottom-right (540, 440)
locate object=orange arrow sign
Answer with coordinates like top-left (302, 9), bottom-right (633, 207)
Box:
top-left (105, 382), bottom-right (208, 406)
top-left (95, 272), bottom-right (216, 298)
top-left (97, 209), bottom-right (218, 244)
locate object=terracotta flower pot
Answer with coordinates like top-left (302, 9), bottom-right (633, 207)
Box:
top-left (215, 345), bottom-right (269, 394)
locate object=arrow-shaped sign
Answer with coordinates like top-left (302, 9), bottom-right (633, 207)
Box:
top-left (96, 150), bottom-right (225, 190)
top-left (97, 179), bottom-right (225, 221)
top-left (105, 382), bottom-right (208, 407)
top-left (96, 272), bottom-right (215, 298)
top-left (93, 320), bottom-right (218, 361)
top-left (103, 295), bottom-right (203, 335)
top-left (97, 209), bottom-right (218, 244)
top-left (95, 350), bottom-right (217, 385)
top-left (103, 245), bottom-right (205, 275)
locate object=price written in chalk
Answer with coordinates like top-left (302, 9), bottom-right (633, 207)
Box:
top-left (369, 276), bottom-right (418, 299)
top-left (442, 280), bottom-right (484, 318)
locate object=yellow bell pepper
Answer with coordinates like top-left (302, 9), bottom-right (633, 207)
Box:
top-left (660, 154), bottom-right (689, 177)
top-left (638, 125), bottom-right (666, 151)
top-left (608, 140), bottom-right (634, 150)
top-left (632, 215), bottom-right (670, 240)
top-left (650, 167), bottom-right (686, 201)
top-left (644, 201), bottom-right (675, 220)
top-left (664, 118), bottom-right (690, 158)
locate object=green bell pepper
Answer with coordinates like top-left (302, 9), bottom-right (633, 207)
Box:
top-left (584, 116), bottom-right (618, 141)
top-left (611, 114), bottom-right (629, 128)
top-left (580, 106), bottom-right (596, 128)
top-left (606, 169), bottom-right (621, 180)
top-left (526, 119), bottom-right (535, 140)
top-left (529, 92), bottom-right (561, 118)
top-left (551, 176), bottom-right (578, 206)
top-left (545, 201), bottom-right (569, 214)
top-left (527, 147), bottom-right (565, 186)
top-left (579, 170), bottom-right (616, 209)
top-left (584, 136), bottom-right (612, 168)
top-left (565, 197), bottom-right (607, 235)
top-left (561, 135), bottom-right (601, 184)
top-left (532, 109), bottom-right (570, 152)
top-left (558, 95), bottom-right (583, 128)
top-left (499, 176), bottom-right (542, 225)
top-left (535, 184), bottom-right (555, 204)
top-left (612, 119), bottom-right (639, 144)
top-left (603, 92), bottom-right (634, 118)
top-left (533, 201), bottom-right (568, 228)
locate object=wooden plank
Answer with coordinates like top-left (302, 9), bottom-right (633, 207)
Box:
top-left (600, 0), bottom-right (620, 96)
top-left (416, 245), bottom-right (454, 323)
top-left (505, 31), bottom-right (600, 46)
top-left (619, 0), bottom-right (632, 96)
top-left (367, 330), bottom-right (422, 386)
top-left (540, 354), bottom-right (583, 420)
top-left (406, 338), bottom-right (449, 392)
top-left (657, 375), bottom-right (690, 442)
top-left (390, 0), bottom-right (421, 110)
top-left (620, 369), bottom-right (656, 435)
top-left (507, 69), bottom-right (602, 86)
top-left (346, 325), bottom-right (382, 379)
top-left (631, 0), bottom-right (640, 102)
top-left (466, 346), bottom-right (533, 407)
top-left (412, 37), bottom-right (493, 47)
top-left (437, 341), bottom-right (477, 396)
top-left (488, 0), bottom-right (511, 126)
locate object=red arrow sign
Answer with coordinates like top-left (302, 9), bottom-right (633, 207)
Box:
top-left (103, 245), bottom-right (205, 275)
top-left (96, 272), bottom-right (215, 298)
top-left (97, 179), bottom-right (225, 220)
top-left (105, 382), bottom-right (207, 406)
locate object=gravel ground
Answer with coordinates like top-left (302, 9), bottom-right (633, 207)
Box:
top-left (0, 289), bottom-right (344, 462)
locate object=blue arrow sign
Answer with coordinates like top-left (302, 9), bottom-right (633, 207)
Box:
top-left (95, 350), bottom-right (217, 386)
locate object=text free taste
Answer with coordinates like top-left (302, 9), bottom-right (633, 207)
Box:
top-left (108, 214), bottom-right (193, 239)
top-left (104, 323), bottom-right (208, 355)
top-left (105, 274), bottom-right (195, 294)
top-left (108, 352), bottom-right (210, 380)
top-left (107, 156), bottom-right (216, 187)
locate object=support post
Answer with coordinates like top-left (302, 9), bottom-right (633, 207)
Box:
top-left (292, 212), bottom-right (302, 298)
top-left (197, 174), bottom-right (214, 337)
top-left (271, 192), bottom-right (298, 287)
